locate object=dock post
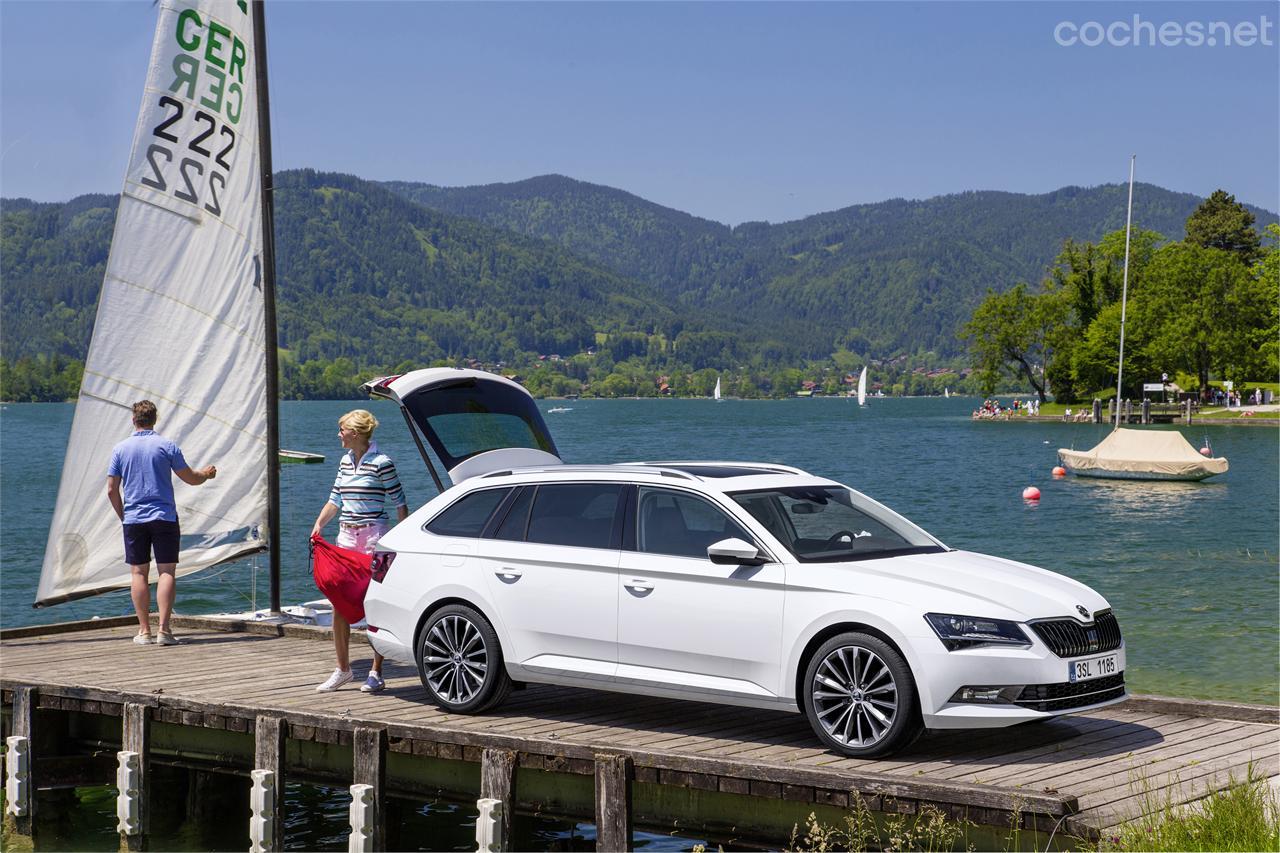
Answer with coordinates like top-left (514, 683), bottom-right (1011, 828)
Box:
top-left (352, 727), bottom-right (385, 851)
top-left (594, 754), bottom-right (633, 852)
top-left (480, 749), bottom-right (516, 845)
top-left (1107, 398), bottom-right (1115, 423)
top-left (1092, 398), bottom-right (1101, 423)
top-left (253, 716), bottom-right (286, 852)
top-left (1184, 398), bottom-right (1193, 425)
top-left (3, 686), bottom-right (35, 844)
top-left (1141, 398), bottom-right (1151, 424)
top-left (249, 770), bottom-right (276, 853)
top-left (118, 703), bottom-right (150, 852)
top-left (475, 798), bottom-right (505, 852)
top-left (348, 784), bottom-right (374, 853)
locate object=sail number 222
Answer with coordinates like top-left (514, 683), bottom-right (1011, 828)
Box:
top-left (140, 95), bottom-right (236, 218)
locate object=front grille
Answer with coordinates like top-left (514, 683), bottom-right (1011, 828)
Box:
top-left (1015, 673), bottom-right (1126, 712)
top-left (1029, 609), bottom-right (1122, 658)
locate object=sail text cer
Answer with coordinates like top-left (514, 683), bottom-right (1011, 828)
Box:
top-left (172, 6), bottom-right (249, 125)
top-left (129, 0), bottom-right (257, 221)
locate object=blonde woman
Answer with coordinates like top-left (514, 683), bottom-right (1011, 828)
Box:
top-left (310, 409), bottom-right (408, 692)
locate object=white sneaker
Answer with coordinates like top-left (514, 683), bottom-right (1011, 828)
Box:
top-left (315, 668), bottom-right (354, 692)
top-left (132, 632), bottom-right (152, 646)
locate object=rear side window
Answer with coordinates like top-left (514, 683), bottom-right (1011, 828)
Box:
top-left (493, 487), bottom-right (533, 541)
top-left (426, 488), bottom-right (510, 538)
top-left (525, 484), bottom-right (623, 549)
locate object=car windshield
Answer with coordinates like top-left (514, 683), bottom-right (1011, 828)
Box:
top-left (729, 486), bottom-right (945, 563)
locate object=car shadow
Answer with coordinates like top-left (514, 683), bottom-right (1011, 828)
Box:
top-left (367, 672), bottom-right (1163, 763)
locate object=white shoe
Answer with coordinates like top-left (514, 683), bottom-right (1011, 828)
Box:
top-left (132, 632), bottom-right (152, 646)
top-left (315, 668), bottom-right (354, 692)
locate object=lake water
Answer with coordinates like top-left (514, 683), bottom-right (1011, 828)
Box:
top-left (2, 397), bottom-right (1277, 705)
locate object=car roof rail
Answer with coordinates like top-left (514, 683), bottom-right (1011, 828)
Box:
top-left (630, 460), bottom-right (812, 477)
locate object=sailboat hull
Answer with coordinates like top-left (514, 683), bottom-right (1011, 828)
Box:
top-left (1060, 464), bottom-right (1221, 482)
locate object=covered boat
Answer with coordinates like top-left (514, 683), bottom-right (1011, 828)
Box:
top-left (1058, 428), bottom-right (1228, 481)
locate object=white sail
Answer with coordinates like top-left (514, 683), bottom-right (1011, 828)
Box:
top-left (857, 366), bottom-right (868, 406)
top-left (37, 0), bottom-right (268, 606)
top-left (713, 377), bottom-right (721, 401)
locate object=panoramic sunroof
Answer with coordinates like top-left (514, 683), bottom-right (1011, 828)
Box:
top-left (662, 464), bottom-right (790, 479)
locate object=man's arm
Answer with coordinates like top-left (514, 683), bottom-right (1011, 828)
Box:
top-left (106, 476), bottom-right (124, 521)
top-left (175, 465), bottom-right (217, 486)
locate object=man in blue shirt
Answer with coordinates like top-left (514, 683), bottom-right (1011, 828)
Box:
top-left (107, 400), bottom-right (217, 646)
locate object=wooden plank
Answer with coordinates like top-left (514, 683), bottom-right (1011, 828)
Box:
top-left (254, 715), bottom-right (287, 852)
top-left (594, 754), bottom-right (633, 852)
top-left (353, 726), bottom-right (387, 851)
top-left (480, 748), bottom-right (516, 845)
top-left (1082, 755), bottom-right (1280, 830)
top-left (990, 718), bottom-right (1250, 789)
top-left (936, 716), bottom-right (1218, 785)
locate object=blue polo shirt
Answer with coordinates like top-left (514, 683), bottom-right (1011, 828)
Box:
top-left (107, 430), bottom-right (189, 524)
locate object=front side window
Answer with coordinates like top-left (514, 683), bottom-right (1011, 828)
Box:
top-left (426, 488), bottom-right (511, 538)
top-left (525, 483), bottom-right (623, 549)
top-left (637, 487), bottom-right (754, 560)
top-left (731, 486), bottom-right (944, 563)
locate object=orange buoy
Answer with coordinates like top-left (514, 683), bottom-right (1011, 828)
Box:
top-left (1022, 486), bottom-right (1041, 501)
top-left (1052, 466), bottom-right (1067, 477)
top-left (1199, 446), bottom-right (1212, 457)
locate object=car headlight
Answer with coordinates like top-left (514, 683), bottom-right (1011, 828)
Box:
top-left (924, 613), bottom-right (1031, 651)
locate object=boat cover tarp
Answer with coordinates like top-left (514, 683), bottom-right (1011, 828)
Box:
top-left (1058, 428), bottom-right (1228, 479)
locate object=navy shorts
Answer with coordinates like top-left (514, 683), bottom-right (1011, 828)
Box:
top-left (123, 520), bottom-right (181, 566)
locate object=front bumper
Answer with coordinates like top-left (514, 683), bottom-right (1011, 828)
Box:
top-left (917, 641), bottom-right (1127, 729)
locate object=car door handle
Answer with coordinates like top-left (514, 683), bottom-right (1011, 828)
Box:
top-left (624, 580), bottom-right (654, 596)
top-left (495, 569), bottom-right (522, 584)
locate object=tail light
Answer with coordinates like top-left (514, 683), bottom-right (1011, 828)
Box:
top-left (371, 550), bottom-right (397, 583)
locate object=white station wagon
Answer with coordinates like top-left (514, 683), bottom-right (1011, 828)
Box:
top-left (361, 369), bottom-right (1126, 757)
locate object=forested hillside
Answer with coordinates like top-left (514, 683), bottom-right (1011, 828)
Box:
top-left (388, 177), bottom-right (1277, 357)
top-left (3, 172), bottom-right (1275, 400)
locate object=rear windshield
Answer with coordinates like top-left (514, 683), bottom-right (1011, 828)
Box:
top-left (729, 486), bottom-right (944, 563)
top-left (402, 379), bottom-right (558, 470)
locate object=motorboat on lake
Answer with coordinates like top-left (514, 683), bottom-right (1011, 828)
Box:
top-left (1058, 428), bottom-right (1228, 481)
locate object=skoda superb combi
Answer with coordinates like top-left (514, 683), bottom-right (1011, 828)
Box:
top-left (360, 369), bottom-right (1126, 757)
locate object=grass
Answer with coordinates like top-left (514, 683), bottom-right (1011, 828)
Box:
top-left (767, 767), bottom-right (1279, 852)
top-left (1090, 766), bottom-right (1280, 852)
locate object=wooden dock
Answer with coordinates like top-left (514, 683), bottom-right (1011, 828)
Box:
top-left (2, 616), bottom-right (1276, 849)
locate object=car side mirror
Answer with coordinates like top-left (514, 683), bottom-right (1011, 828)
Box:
top-left (707, 537), bottom-right (767, 566)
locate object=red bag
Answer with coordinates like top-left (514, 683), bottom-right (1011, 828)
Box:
top-left (310, 534), bottom-right (373, 624)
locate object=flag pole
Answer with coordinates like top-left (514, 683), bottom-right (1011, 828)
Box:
top-left (1114, 155), bottom-right (1135, 430)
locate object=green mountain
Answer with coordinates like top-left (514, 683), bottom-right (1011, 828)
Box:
top-left (3, 172), bottom-right (1274, 382)
top-left (1, 171), bottom-right (689, 369)
top-left (387, 176), bottom-right (1277, 357)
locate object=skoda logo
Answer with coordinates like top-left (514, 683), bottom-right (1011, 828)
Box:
top-left (1076, 605), bottom-right (1090, 619)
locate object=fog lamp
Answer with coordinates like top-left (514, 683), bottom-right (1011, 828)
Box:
top-left (950, 685), bottom-right (1023, 704)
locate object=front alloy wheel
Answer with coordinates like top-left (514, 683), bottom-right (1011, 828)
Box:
top-left (416, 604), bottom-right (511, 713)
top-left (802, 631), bottom-right (921, 757)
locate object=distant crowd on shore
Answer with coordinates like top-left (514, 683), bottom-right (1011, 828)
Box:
top-left (972, 398), bottom-right (1039, 419)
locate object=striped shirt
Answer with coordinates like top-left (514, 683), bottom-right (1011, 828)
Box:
top-left (327, 441), bottom-right (407, 524)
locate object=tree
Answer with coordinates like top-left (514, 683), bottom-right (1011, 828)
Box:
top-left (1184, 190), bottom-right (1262, 265)
top-left (1138, 243), bottom-right (1260, 391)
top-left (960, 284), bottom-right (1065, 401)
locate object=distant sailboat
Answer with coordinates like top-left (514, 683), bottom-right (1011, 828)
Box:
top-left (944, 388), bottom-right (950, 398)
top-left (1057, 156), bottom-right (1227, 482)
top-left (713, 377), bottom-right (722, 401)
top-left (857, 366), bottom-right (868, 407)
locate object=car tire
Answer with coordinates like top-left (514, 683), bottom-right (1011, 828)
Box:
top-left (801, 631), bottom-right (922, 758)
top-left (415, 604), bottom-right (512, 714)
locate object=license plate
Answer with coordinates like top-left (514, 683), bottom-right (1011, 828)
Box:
top-left (1069, 653), bottom-right (1118, 683)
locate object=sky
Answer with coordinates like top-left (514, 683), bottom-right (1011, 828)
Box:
top-left (1, 0), bottom-right (1276, 225)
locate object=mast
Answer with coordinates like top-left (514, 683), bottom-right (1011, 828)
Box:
top-left (252, 0), bottom-right (281, 613)
top-left (1114, 155), bottom-right (1135, 430)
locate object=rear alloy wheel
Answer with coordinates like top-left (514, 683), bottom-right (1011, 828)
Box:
top-left (801, 631), bottom-right (921, 757)
top-left (416, 604), bottom-right (511, 713)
